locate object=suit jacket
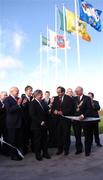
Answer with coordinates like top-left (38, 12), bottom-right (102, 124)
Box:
top-left (90, 100), bottom-right (100, 118)
top-left (52, 94), bottom-right (74, 116)
top-left (0, 101), bottom-right (6, 131)
top-left (4, 96), bottom-right (23, 128)
top-left (21, 95), bottom-right (32, 126)
top-left (29, 99), bottom-right (49, 130)
top-left (42, 98), bottom-right (50, 106)
top-left (73, 95), bottom-right (92, 117)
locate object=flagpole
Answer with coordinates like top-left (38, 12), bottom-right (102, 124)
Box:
top-left (46, 25), bottom-right (49, 88)
top-left (63, 4), bottom-right (68, 85)
top-left (74, 0), bottom-right (81, 76)
top-left (55, 5), bottom-right (58, 87)
top-left (40, 33), bottom-right (42, 88)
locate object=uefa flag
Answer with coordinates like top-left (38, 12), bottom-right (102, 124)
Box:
top-left (79, 0), bottom-right (102, 32)
top-left (49, 29), bottom-right (70, 49)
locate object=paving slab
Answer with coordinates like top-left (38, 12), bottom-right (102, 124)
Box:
top-left (0, 135), bottom-right (103, 180)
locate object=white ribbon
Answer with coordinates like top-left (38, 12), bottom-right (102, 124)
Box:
top-left (62, 115), bottom-right (100, 122)
top-left (0, 137), bottom-right (24, 159)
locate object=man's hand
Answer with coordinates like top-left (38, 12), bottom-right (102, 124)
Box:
top-left (54, 110), bottom-right (58, 115)
top-left (17, 98), bottom-right (22, 105)
top-left (79, 114), bottom-right (84, 120)
top-left (50, 97), bottom-right (54, 104)
top-left (41, 121), bottom-right (45, 126)
top-left (57, 111), bottom-right (63, 115)
top-left (22, 98), bottom-right (27, 104)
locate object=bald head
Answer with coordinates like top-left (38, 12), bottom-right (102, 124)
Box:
top-left (75, 86), bottom-right (83, 96)
top-left (9, 87), bottom-right (19, 97)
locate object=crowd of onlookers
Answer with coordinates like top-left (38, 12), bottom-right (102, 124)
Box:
top-left (0, 85), bottom-right (102, 161)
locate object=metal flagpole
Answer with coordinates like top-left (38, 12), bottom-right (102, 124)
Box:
top-left (40, 33), bottom-right (42, 88)
top-left (55, 5), bottom-right (58, 87)
top-left (63, 4), bottom-right (68, 85)
top-left (74, 0), bottom-right (81, 76)
top-left (46, 25), bottom-right (49, 88)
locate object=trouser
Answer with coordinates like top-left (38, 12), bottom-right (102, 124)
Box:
top-left (0, 130), bottom-right (2, 153)
top-left (22, 123), bottom-right (30, 151)
top-left (73, 121), bottom-right (93, 154)
top-left (83, 122), bottom-right (93, 154)
top-left (93, 122), bottom-right (100, 144)
top-left (31, 127), bottom-right (48, 156)
top-left (22, 119), bottom-right (34, 153)
top-left (48, 115), bottom-right (58, 147)
top-left (57, 117), bottom-right (71, 153)
top-left (7, 128), bottom-right (23, 158)
top-left (73, 121), bottom-right (83, 152)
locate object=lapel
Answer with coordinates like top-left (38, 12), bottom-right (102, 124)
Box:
top-left (61, 95), bottom-right (66, 105)
top-left (35, 99), bottom-right (44, 112)
top-left (80, 95), bottom-right (84, 102)
top-left (0, 101), bottom-right (2, 108)
top-left (9, 95), bottom-right (17, 104)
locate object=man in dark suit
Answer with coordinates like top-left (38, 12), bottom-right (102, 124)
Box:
top-left (43, 91), bottom-right (51, 106)
top-left (52, 86), bottom-right (74, 155)
top-left (88, 92), bottom-right (102, 147)
top-left (21, 85), bottom-right (33, 154)
top-left (4, 87), bottom-right (23, 160)
top-left (29, 89), bottom-right (51, 161)
top-left (73, 86), bottom-right (93, 156)
top-left (0, 91), bottom-right (7, 154)
top-left (42, 91), bottom-right (56, 148)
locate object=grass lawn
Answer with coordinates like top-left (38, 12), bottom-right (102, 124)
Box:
top-left (71, 117), bottom-right (103, 135)
top-left (99, 118), bottom-right (103, 134)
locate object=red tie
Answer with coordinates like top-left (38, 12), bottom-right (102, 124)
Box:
top-left (59, 97), bottom-right (62, 111)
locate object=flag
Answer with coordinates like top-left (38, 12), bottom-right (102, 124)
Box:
top-left (79, 0), bottom-right (102, 32)
top-left (42, 36), bottom-right (50, 46)
top-left (49, 29), bottom-right (70, 49)
top-left (59, 8), bottom-right (91, 41)
top-left (58, 9), bottom-right (67, 32)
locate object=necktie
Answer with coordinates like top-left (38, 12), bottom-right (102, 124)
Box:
top-left (15, 97), bottom-right (18, 103)
top-left (38, 101), bottom-right (44, 111)
top-left (59, 97), bottom-right (62, 110)
top-left (78, 96), bottom-right (80, 102)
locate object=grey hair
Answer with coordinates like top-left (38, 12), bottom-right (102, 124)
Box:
top-left (75, 86), bottom-right (83, 92)
top-left (33, 89), bottom-right (43, 97)
top-left (0, 91), bottom-right (7, 95)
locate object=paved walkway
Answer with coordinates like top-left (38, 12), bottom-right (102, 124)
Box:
top-left (0, 135), bottom-right (103, 180)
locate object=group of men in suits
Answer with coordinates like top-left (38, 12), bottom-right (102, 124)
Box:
top-left (0, 85), bottom-right (102, 161)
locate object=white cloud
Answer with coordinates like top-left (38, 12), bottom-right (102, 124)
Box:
top-left (0, 27), bottom-right (27, 53)
top-left (12, 31), bottom-right (26, 51)
top-left (0, 55), bottom-right (23, 69)
top-left (0, 54), bottom-right (23, 80)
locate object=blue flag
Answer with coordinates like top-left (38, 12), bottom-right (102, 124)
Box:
top-left (79, 0), bottom-right (102, 32)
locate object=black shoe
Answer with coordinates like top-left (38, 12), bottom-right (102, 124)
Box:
top-left (75, 150), bottom-right (82, 155)
top-left (97, 143), bottom-right (102, 147)
top-left (64, 151), bottom-right (69, 156)
top-left (43, 153), bottom-right (51, 159)
top-left (23, 149), bottom-right (28, 155)
top-left (85, 152), bottom-right (90, 157)
top-left (56, 150), bottom-right (63, 155)
top-left (11, 156), bottom-right (23, 161)
top-left (36, 155), bottom-right (43, 161)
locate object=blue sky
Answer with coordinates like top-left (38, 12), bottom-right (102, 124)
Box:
top-left (0, 0), bottom-right (103, 106)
